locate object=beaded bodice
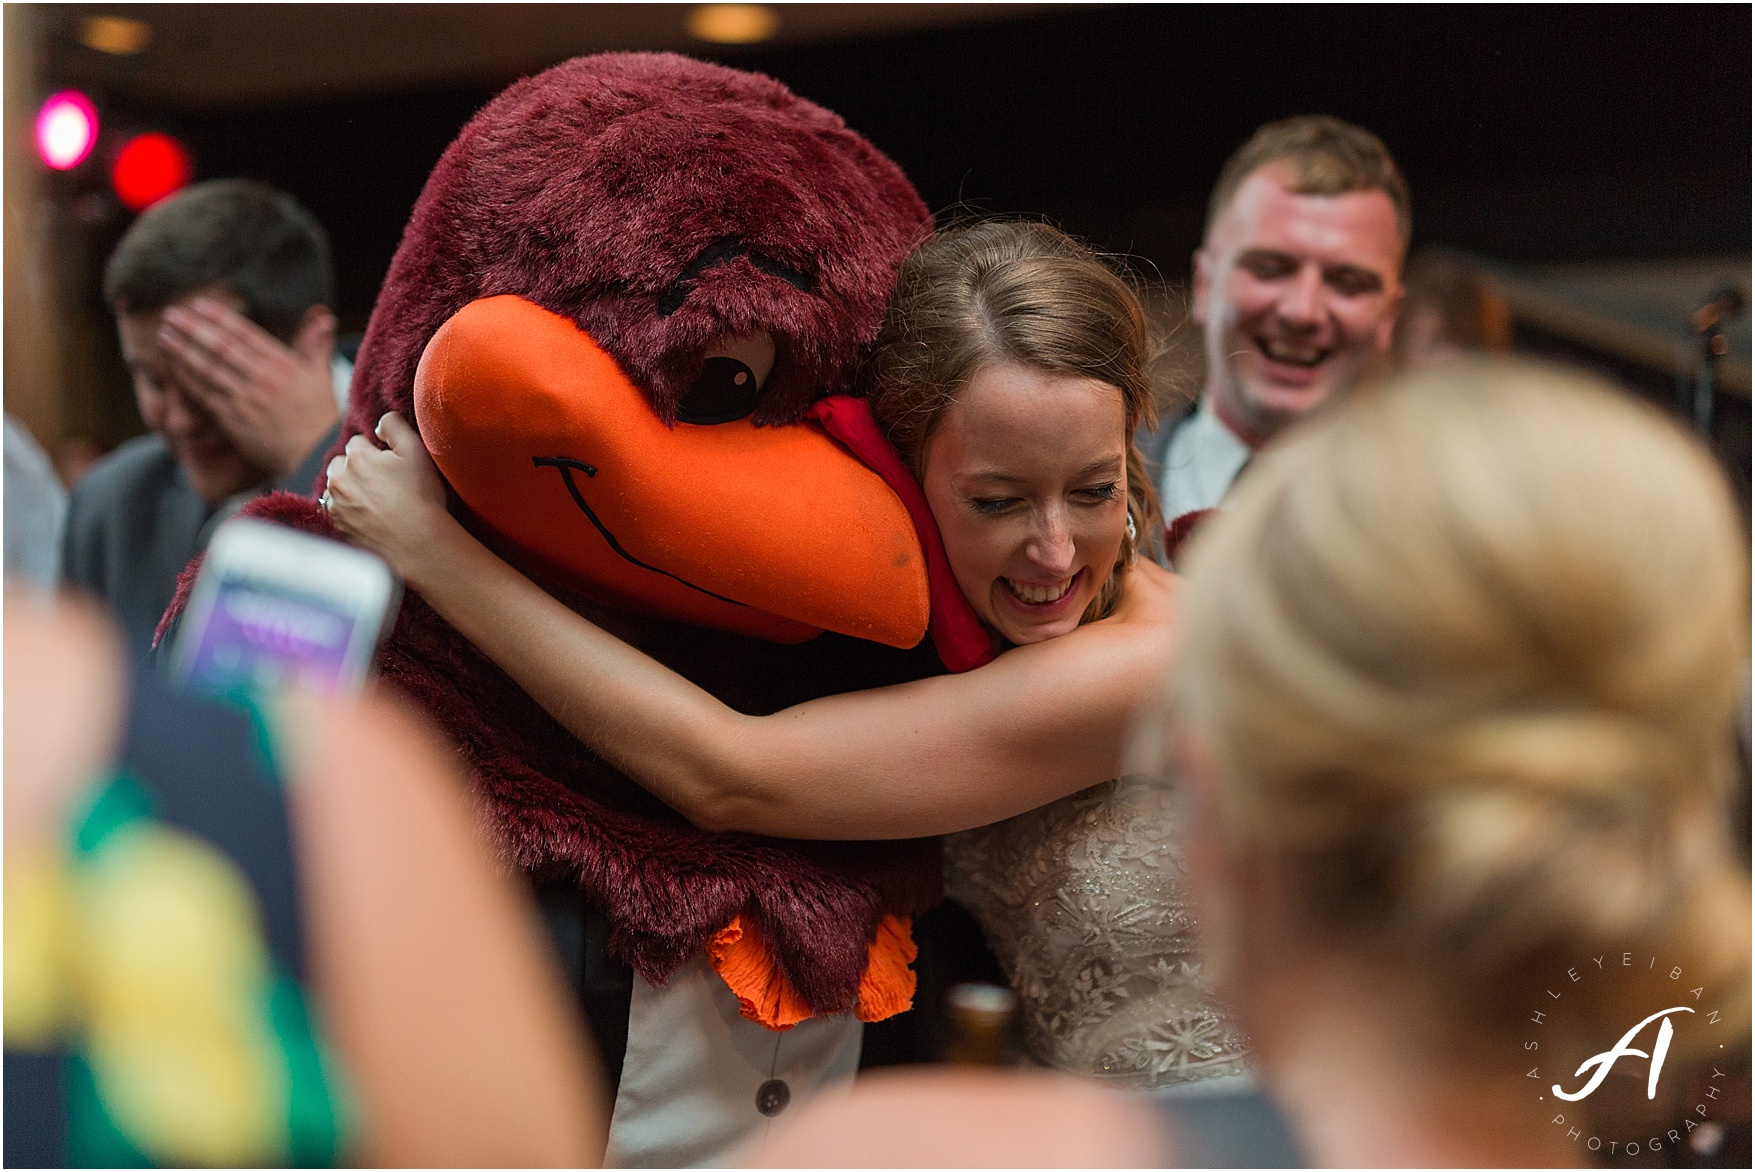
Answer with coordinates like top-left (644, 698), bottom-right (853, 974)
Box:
top-left (945, 774), bottom-right (1248, 1086)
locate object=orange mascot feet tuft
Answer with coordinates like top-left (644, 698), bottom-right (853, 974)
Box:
top-left (855, 914), bottom-right (917, 1023)
top-left (707, 914), bottom-right (917, 1031)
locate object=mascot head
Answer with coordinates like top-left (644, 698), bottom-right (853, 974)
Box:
top-left (343, 53), bottom-right (935, 645)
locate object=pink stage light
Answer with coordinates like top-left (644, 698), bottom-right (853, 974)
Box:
top-left (36, 90), bottom-right (99, 170)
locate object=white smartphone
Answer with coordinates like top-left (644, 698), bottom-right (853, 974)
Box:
top-left (169, 518), bottom-right (401, 699)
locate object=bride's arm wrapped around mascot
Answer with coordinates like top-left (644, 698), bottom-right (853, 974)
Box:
top-left (159, 52), bottom-right (977, 1167)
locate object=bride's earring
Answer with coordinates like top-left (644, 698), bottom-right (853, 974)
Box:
top-left (1125, 512), bottom-right (1139, 565)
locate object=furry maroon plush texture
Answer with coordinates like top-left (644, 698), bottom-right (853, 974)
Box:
top-left (1164, 508), bottom-right (1220, 566)
top-left (166, 54), bottom-right (948, 1014)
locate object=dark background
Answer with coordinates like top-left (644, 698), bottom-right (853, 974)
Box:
top-left (12, 3), bottom-right (1749, 476)
top-left (153, 4), bottom-right (1750, 332)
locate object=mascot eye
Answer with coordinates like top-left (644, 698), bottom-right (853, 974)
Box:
top-left (677, 356), bottom-right (764, 424)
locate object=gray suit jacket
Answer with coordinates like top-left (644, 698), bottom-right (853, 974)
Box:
top-left (62, 426), bottom-right (339, 663)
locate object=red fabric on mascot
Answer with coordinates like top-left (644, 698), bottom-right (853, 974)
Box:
top-left (161, 55), bottom-right (969, 1040)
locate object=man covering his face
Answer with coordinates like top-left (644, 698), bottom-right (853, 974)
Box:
top-left (63, 179), bottom-right (348, 660)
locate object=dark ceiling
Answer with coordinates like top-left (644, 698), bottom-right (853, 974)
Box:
top-left (26, 3), bottom-right (1755, 334)
top-left (42, 4), bottom-right (1047, 107)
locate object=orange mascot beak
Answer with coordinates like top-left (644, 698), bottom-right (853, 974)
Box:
top-left (412, 295), bottom-right (930, 647)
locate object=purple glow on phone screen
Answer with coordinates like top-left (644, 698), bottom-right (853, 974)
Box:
top-left (184, 582), bottom-right (360, 696)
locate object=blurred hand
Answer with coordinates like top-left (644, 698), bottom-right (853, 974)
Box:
top-left (325, 413), bottom-right (455, 586)
top-left (158, 297), bottom-right (339, 480)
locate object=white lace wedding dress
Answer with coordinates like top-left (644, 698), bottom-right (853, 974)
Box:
top-left (945, 773), bottom-right (1249, 1086)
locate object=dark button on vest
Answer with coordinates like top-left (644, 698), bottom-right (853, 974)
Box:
top-left (755, 1078), bottom-right (791, 1117)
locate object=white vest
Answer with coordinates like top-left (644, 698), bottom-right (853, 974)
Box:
top-left (605, 957), bottom-right (862, 1166)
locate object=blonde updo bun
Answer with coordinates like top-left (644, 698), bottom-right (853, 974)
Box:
top-left (1174, 359), bottom-right (1749, 1050)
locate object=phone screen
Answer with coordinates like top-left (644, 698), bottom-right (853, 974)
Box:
top-left (171, 519), bottom-right (398, 700)
top-left (180, 576), bottom-right (369, 696)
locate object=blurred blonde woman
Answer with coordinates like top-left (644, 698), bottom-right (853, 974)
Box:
top-left (757, 360), bottom-right (1752, 1167)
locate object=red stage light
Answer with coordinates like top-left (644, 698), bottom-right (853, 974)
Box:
top-left (112, 133), bottom-right (192, 212)
top-left (36, 91), bottom-right (98, 170)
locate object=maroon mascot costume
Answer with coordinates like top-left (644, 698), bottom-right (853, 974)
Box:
top-left (163, 54), bottom-right (988, 1165)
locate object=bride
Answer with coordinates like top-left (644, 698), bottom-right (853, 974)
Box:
top-left (324, 220), bottom-right (1247, 1087)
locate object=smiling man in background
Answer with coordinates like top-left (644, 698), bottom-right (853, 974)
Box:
top-left (62, 179), bottom-right (350, 661)
top-left (1145, 116), bottom-right (1408, 538)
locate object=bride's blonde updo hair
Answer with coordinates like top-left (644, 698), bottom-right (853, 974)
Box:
top-left (862, 220), bottom-right (1161, 624)
top-left (1174, 359), bottom-right (1750, 1050)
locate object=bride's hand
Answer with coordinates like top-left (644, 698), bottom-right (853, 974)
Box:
top-left (324, 412), bottom-right (456, 585)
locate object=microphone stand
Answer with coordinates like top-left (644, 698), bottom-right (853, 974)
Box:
top-left (1689, 286), bottom-right (1743, 439)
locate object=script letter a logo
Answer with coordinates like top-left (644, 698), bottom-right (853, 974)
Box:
top-left (1552, 1007), bottom-right (1692, 1102)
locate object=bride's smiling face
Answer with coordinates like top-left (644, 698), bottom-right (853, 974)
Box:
top-left (921, 362), bottom-right (1130, 646)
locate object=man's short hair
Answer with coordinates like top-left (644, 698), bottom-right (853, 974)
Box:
top-left (103, 179), bottom-right (334, 344)
top-left (1206, 116), bottom-right (1411, 250)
